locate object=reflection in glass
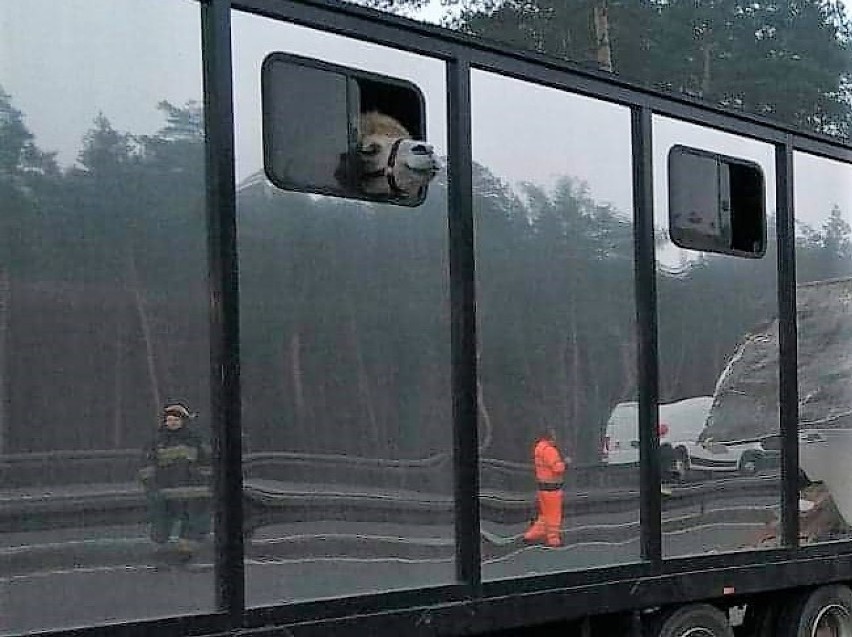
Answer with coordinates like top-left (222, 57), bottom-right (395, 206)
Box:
top-left (261, 57), bottom-right (351, 192)
top-left (653, 116), bottom-right (781, 558)
top-left (261, 53), bottom-right (438, 206)
top-left (668, 146), bottom-right (766, 258)
top-left (232, 11), bottom-right (454, 605)
top-left (0, 1), bottom-right (211, 634)
top-left (471, 70), bottom-right (639, 579)
top-left (346, 1), bottom-right (852, 144)
top-left (794, 153), bottom-right (852, 545)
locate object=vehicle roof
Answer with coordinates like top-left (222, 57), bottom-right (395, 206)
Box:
top-left (606, 396), bottom-right (713, 442)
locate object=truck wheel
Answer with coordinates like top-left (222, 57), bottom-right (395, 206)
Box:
top-left (776, 585), bottom-right (852, 637)
top-left (649, 604), bottom-right (733, 637)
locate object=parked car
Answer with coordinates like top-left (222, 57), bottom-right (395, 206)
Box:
top-left (675, 435), bottom-right (766, 478)
top-left (798, 428), bottom-right (852, 525)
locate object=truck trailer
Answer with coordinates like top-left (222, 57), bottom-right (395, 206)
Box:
top-left (3, 1), bottom-right (852, 636)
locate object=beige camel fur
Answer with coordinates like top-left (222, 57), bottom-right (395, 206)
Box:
top-left (354, 111), bottom-right (440, 199)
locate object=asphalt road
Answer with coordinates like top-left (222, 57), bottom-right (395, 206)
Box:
top-left (1, 482), bottom-right (788, 635)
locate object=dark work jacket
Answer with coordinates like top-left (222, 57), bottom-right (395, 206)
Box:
top-left (139, 425), bottom-right (211, 499)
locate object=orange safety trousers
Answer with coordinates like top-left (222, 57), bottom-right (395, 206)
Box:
top-left (523, 489), bottom-right (563, 547)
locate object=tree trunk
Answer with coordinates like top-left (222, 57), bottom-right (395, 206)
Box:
top-left (113, 309), bottom-right (124, 448)
top-left (568, 304), bottom-right (582, 455)
top-left (0, 268), bottom-right (8, 455)
top-left (347, 312), bottom-right (380, 453)
top-left (289, 331), bottom-right (307, 439)
top-left (701, 41), bottom-right (714, 97)
top-left (592, 1), bottom-right (613, 72)
top-left (128, 251), bottom-right (160, 417)
top-left (477, 377), bottom-right (493, 454)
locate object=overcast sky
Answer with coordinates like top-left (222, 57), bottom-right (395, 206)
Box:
top-left (2, 0), bottom-right (851, 242)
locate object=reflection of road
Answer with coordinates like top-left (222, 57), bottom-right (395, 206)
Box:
top-left (3, 563), bottom-right (217, 635)
top-left (1, 478), bottom-right (783, 635)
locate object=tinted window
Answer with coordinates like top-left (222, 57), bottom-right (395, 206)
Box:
top-left (262, 55), bottom-right (351, 193)
top-left (668, 145), bottom-right (765, 258)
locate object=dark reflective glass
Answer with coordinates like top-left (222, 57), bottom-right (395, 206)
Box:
top-left (471, 70), bottom-right (639, 579)
top-left (794, 152), bottom-right (852, 545)
top-left (262, 56), bottom-right (351, 192)
top-left (233, 11), bottom-right (454, 604)
top-left (0, 1), bottom-right (212, 633)
top-left (654, 116), bottom-right (781, 558)
top-left (668, 145), bottom-right (766, 258)
top-left (669, 148), bottom-right (724, 250)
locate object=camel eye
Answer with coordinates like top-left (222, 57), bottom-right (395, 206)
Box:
top-left (360, 142), bottom-right (381, 156)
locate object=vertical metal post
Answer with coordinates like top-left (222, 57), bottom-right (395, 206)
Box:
top-left (776, 139), bottom-right (799, 549)
top-left (447, 56), bottom-right (482, 589)
top-left (632, 105), bottom-right (662, 565)
top-left (201, 0), bottom-right (245, 620)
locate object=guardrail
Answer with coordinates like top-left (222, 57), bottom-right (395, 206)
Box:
top-left (0, 449), bottom-right (642, 493)
top-left (0, 450), bottom-right (777, 536)
top-left (0, 474), bottom-right (783, 579)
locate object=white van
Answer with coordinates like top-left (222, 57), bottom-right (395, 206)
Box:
top-left (601, 396), bottom-right (765, 477)
top-left (601, 401), bottom-right (643, 465)
top-left (602, 397), bottom-right (713, 465)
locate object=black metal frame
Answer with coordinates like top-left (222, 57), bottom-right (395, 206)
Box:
top-left (20, 0), bottom-right (852, 635)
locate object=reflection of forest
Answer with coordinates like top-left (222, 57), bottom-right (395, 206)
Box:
top-left (2, 88), bottom-right (852, 467)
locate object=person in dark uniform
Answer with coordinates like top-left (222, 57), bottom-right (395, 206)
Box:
top-left (139, 402), bottom-right (212, 560)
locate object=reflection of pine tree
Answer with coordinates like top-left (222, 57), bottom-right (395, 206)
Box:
top-left (475, 172), bottom-right (636, 462)
top-left (2, 92), bottom-right (208, 452)
top-left (0, 87), bottom-right (59, 180)
top-left (363, 0), bottom-right (852, 136)
top-left (5, 83), bottom-right (852, 467)
top-left (822, 206), bottom-right (852, 269)
top-left (797, 205), bottom-right (852, 283)
top-left (1, 86), bottom-right (60, 454)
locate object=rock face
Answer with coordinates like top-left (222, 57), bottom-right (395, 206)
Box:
top-left (703, 277), bottom-right (852, 441)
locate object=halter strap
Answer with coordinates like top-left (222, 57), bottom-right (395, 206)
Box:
top-left (361, 138), bottom-right (407, 196)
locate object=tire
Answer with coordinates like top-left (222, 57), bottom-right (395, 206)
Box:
top-left (737, 451), bottom-right (761, 476)
top-left (648, 604), bottom-right (733, 637)
top-left (776, 585), bottom-right (852, 637)
top-left (672, 448), bottom-right (690, 482)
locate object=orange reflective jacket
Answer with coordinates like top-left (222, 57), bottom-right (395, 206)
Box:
top-left (533, 438), bottom-right (565, 485)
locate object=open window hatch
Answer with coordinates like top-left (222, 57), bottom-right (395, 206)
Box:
top-left (261, 52), bottom-right (438, 206)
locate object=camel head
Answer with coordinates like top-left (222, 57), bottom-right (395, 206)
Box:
top-left (354, 111), bottom-right (440, 200)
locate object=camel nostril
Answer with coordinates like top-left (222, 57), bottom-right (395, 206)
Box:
top-left (411, 144), bottom-right (431, 155)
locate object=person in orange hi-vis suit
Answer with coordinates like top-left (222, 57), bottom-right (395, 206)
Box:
top-left (523, 428), bottom-right (567, 547)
